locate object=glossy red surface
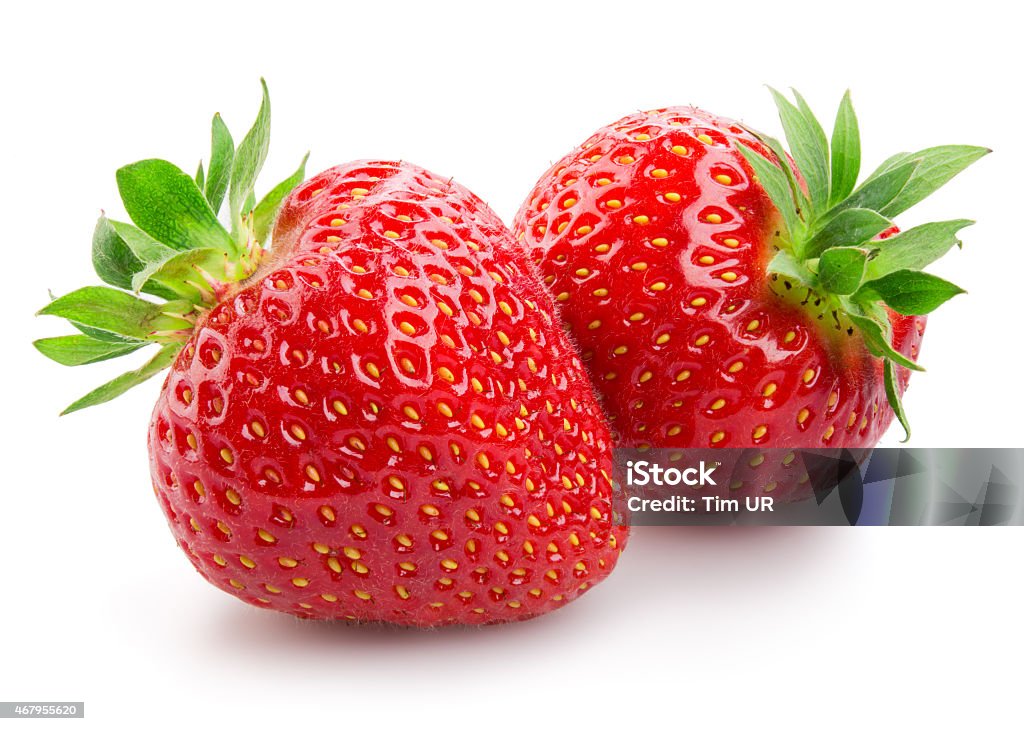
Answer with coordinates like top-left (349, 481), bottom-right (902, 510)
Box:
top-left (149, 161), bottom-right (625, 624)
top-left (514, 108), bottom-right (923, 502)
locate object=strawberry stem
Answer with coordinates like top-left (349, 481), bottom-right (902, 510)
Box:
top-left (737, 88), bottom-right (989, 438)
top-left (35, 80), bottom-right (308, 413)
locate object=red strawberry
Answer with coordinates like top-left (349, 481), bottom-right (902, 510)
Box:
top-left (36, 83), bottom-right (625, 625)
top-left (514, 90), bottom-right (986, 501)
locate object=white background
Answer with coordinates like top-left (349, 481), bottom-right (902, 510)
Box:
top-left (2, 1), bottom-right (1021, 728)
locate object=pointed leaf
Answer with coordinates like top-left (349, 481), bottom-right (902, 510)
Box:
top-left (116, 159), bottom-right (234, 252)
top-left (737, 142), bottom-right (800, 237)
top-left (205, 113), bottom-right (234, 215)
top-left (858, 270), bottom-right (965, 315)
top-left (804, 208), bottom-right (891, 259)
top-left (884, 360), bottom-right (911, 442)
top-left (91, 217), bottom-right (178, 300)
top-left (229, 79), bottom-right (271, 226)
top-left (879, 145), bottom-right (990, 217)
top-left (864, 152), bottom-right (914, 182)
top-left (848, 313), bottom-right (924, 371)
top-left (252, 153), bottom-right (309, 244)
top-left (866, 220), bottom-right (973, 278)
top-left (818, 246), bottom-right (871, 295)
top-left (131, 247), bottom-right (223, 298)
top-left (38, 287), bottom-right (172, 340)
top-left (829, 159), bottom-right (918, 216)
top-left (61, 345), bottom-right (179, 415)
top-left (195, 161), bottom-right (205, 190)
top-left (769, 87), bottom-right (829, 213)
top-left (34, 335), bottom-right (146, 366)
top-left (829, 90), bottom-right (861, 205)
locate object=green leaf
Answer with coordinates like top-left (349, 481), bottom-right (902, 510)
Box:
top-left (884, 360), bottom-right (911, 442)
top-left (195, 161), bottom-right (205, 190)
top-left (34, 334), bottom-right (146, 366)
top-left (116, 159), bottom-right (234, 252)
top-left (38, 286), bottom-right (175, 340)
top-left (879, 145), bottom-right (990, 217)
top-left (766, 250), bottom-right (814, 288)
top-left (131, 247), bottom-right (223, 298)
top-left (830, 159), bottom-right (918, 216)
top-left (866, 219), bottom-right (973, 279)
top-left (91, 217), bottom-right (177, 301)
top-left (864, 152), bottom-right (913, 183)
top-left (229, 79), bottom-right (271, 228)
top-left (737, 142), bottom-right (801, 238)
top-left (818, 246), bottom-right (871, 295)
top-left (205, 113), bottom-right (234, 215)
top-left (848, 313), bottom-right (924, 371)
top-left (829, 90), bottom-right (860, 205)
top-left (61, 344), bottom-right (179, 415)
top-left (804, 208), bottom-right (891, 259)
top-left (252, 152), bottom-right (308, 244)
top-left (243, 190), bottom-right (256, 218)
top-left (769, 87), bottom-right (829, 213)
top-left (858, 270), bottom-right (965, 315)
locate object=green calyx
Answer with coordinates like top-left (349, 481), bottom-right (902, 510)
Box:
top-left (35, 80), bottom-right (308, 414)
top-left (737, 88), bottom-right (989, 441)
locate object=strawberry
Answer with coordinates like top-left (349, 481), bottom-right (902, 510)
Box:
top-left (35, 82), bottom-right (625, 625)
top-left (514, 90), bottom-right (986, 501)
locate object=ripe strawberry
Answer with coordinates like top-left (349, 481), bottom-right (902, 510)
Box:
top-left (36, 83), bottom-right (625, 625)
top-left (514, 90), bottom-right (986, 501)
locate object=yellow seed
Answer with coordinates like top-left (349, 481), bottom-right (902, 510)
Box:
top-left (798, 408), bottom-right (810, 424)
top-left (664, 192), bottom-right (681, 202)
top-left (629, 312), bottom-right (645, 322)
top-left (279, 557), bottom-right (298, 568)
top-left (711, 398), bottom-right (726, 410)
top-left (258, 529), bottom-right (276, 544)
top-left (384, 230), bottom-right (400, 239)
top-left (656, 333), bottom-right (671, 345)
top-left (753, 425), bottom-right (768, 439)
top-left (691, 296), bottom-right (707, 307)
top-left (784, 331), bottom-right (796, 343)
top-left (714, 174), bottom-right (733, 185)
top-left (592, 287), bottom-right (609, 297)
top-left (721, 271), bottom-right (738, 282)
top-left (706, 213), bottom-right (723, 224)
top-left (219, 448), bottom-right (233, 464)
top-left (631, 262), bottom-right (648, 271)
top-left (746, 320), bottom-right (760, 332)
top-left (698, 133), bottom-right (714, 144)
top-left (802, 368), bottom-right (815, 384)
top-left (639, 371), bottom-right (653, 383)
top-left (438, 367), bottom-right (455, 382)
top-left (711, 431), bottom-right (725, 443)
top-left (606, 199), bottom-right (622, 209)
top-left (651, 237), bottom-right (669, 247)
top-left (651, 168), bottom-right (668, 178)
top-left (724, 238), bottom-right (739, 248)
top-left (675, 369), bottom-right (691, 382)
top-left (695, 334), bottom-right (710, 346)
top-left (649, 282), bottom-right (667, 292)
top-left (633, 215), bottom-right (650, 225)
top-left (671, 145), bottom-right (688, 155)
top-left (823, 425), bottom-right (835, 441)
